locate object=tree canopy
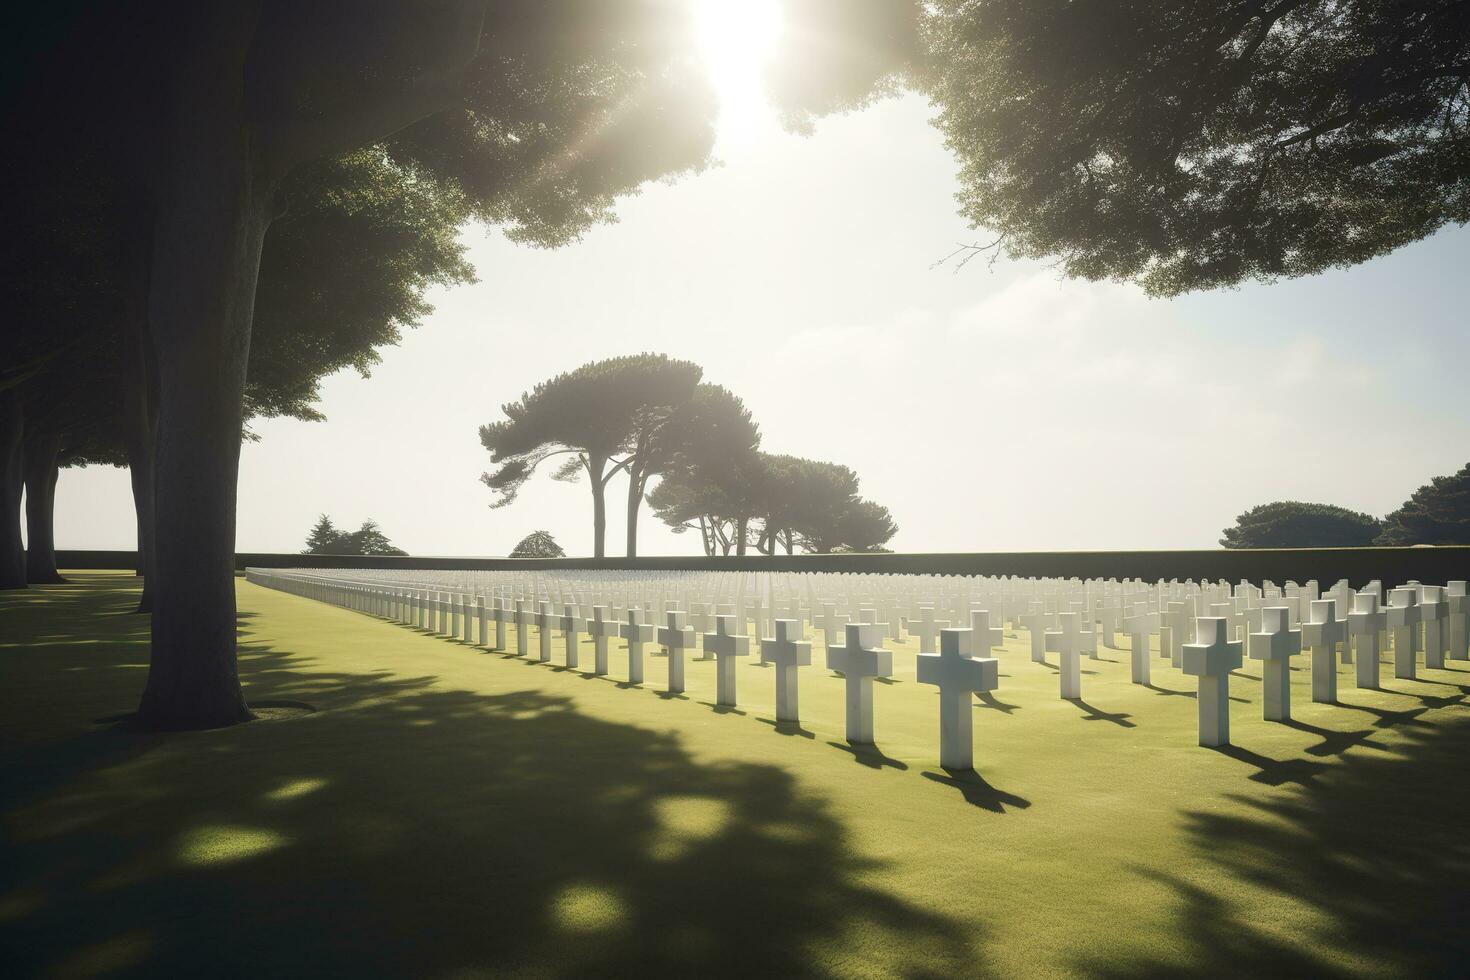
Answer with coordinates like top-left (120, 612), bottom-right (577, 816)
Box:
top-left (924, 0), bottom-right (1470, 294)
top-left (510, 530), bottom-right (566, 559)
top-left (302, 515), bottom-right (407, 556)
top-left (647, 449), bottom-right (898, 556)
top-left (1220, 501), bottom-right (1382, 548)
top-left (1376, 462), bottom-right (1470, 545)
top-left (480, 354), bottom-right (703, 556)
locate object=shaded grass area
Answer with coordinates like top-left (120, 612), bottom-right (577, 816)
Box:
top-left (1, 573), bottom-right (1468, 978)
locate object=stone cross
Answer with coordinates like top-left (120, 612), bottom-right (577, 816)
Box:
top-left (559, 603), bottom-right (585, 669)
top-left (826, 622), bottom-right (893, 744)
top-left (1327, 582), bottom-right (1357, 664)
top-left (1182, 616), bottom-right (1243, 747)
top-left (908, 606), bottom-right (947, 654)
top-left (587, 606), bottom-right (620, 676)
top-left (1386, 587), bottom-right (1422, 680)
top-left (1447, 581), bottom-right (1469, 661)
top-left (514, 598), bottom-right (533, 656)
top-left (917, 627), bottom-right (999, 770)
top-left (1250, 606), bottom-right (1300, 722)
top-left (815, 602), bottom-right (844, 649)
top-left (1164, 601), bottom-right (1192, 667)
top-left (1419, 585), bottom-right (1448, 669)
top-left (1019, 605), bottom-right (1049, 663)
top-left (1045, 612), bottom-right (1084, 700)
top-left (703, 614), bottom-right (752, 707)
top-left (621, 607), bottom-right (655, 685)
top-left (657, 610), bottom-right (696, 694)
top-left (535, 601), bottom-right (556, 663)
top-left (1347, 592), bottom-right (1386, 689)
top-left (1122, 607), bottom-right (1159, 685)
top-left (1301, 599), bottom-right (1345, 703)
top-left (965, 609), bottom-right (1004, 655)
top-left (487, 597), bottom-right (509, 651)
top-left (761, 619), bottom-right (811, 724)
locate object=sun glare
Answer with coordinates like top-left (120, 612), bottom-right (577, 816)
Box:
top-left (693, 0), bottom-right (784, 144)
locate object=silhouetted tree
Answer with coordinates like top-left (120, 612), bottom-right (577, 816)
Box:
top-left (302, 515), bottom-right (341, 555)
top-left (301, 515), bottom-right (406, 556)
top-left (9, 0), bottom-right (924, 725)
top-left (480, 355), bottom-right (702, 558)
top-left (12, 1), bottom-right (723, 728)
top-left (510, 530), bottom-right (565, 559)
top-left (925, 1), bottom-right (1470, 294)
top-left (636, 384), bottom-right (762, 555)
top-left (831, 498), bottom-right (899, 553)
top-left (1376, 463), bottom-right (1470, 545)
top-left (1220, 501), bottom-right (1382, 548)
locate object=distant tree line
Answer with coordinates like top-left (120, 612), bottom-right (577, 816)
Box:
top-left (1221, 463), bottom-right (1470, 548)
top-left (302, 515), bottom-right (406, 557)
top-left (480, 355), bottom-right (898, 558)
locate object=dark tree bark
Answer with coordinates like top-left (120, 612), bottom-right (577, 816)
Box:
top-left (22, 431), bottom-right (65, 584)
top-left (0, 391), bottom-right (25, 590)
top-left (136, 6), bottom-right (269, 731)
top-left (132, 2), bottom-right (481, 729)
top-left (625, 465), bottom-right (648, 558)
top-left (587, 454), bottom-right (608, 559)
top-left (735, 515), bottom-right (748, 556)
top-left (119, 211), bottom-right (158, 613)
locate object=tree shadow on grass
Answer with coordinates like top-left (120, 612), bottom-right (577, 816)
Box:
top-left (1079, 716), bottom-right (1470, 977)
top-left (0, 586), bottom-right (981, 978)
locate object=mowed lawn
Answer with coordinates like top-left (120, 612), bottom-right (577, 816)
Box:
top-left (2, 573), bottom-right (1468, 978)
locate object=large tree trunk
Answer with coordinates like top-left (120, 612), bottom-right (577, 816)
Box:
top-left (626, 469), bottom-right (644, 558)
top-left (136, 7), bottom-right (269, 731)
top-left (735, 515), bottom-right (748, 556)
top-left (22, 432), bottom-right (65, 584)
top-left (587, 454), bottom-right (608, 559)
top-left (0, 391), bottom-right (24, 590)
top-left (120, 199), bottom-right (158, 612)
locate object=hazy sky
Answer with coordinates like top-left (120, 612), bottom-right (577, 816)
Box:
top-left (48, 10), bottom-right (1470, 557)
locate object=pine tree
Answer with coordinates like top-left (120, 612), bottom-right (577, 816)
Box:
top-left (1377, 464), bottom-right (1470, 545)
top-left (302, 514), bottom-right (342, 555)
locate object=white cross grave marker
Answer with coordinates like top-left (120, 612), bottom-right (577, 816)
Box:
top-left (826, 622), bottom-right (892, 744)
top-left (559, 603), bottom-right (585, 669)
top-left (514, 599), bottom-right (533, 656)
top-left (1301, 599), bottom-right (1345, 703)
top-left (535, 601), bottom-right (556, 663)
top-left (1182, 617), bottom-right (1243, 747)
top-left (1347, 592), bottom-right (1387, 689)
top-left (587, 606), bottom-right (619, 677)
top-left (1419, 585), bottom-right (1448, 669)
top-left (1020, 605), bottom-right (1049, 664)
top-left (1045, 612), bottom-right (1085, 700)
top-left (917, 627), bottom-right (999, 770)
top-left (657, 611), bottom-right (696, 694)
top-left (1447, 581), bottom-right (1469, 661)
top-left (622, 608), bottom-right (655, 685)
top-left (704, 614), bottom-right (752, 707)
top-left (1122, 607), bottom-right (1159, 685)
top-left (908, 606), bottom-right (947, 655)
top-left (1386, 588), bottom-right (1422, 680)
top-left (761, 619), bottom-right (812, 724)
top-left (1250, 606), bottom-right (1300, 722)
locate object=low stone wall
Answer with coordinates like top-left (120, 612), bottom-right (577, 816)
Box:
top-left (56, 546), bottom-right (1469, 589)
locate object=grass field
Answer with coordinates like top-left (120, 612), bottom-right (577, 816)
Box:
top-left (2, 572), bottom-right (1468, 978)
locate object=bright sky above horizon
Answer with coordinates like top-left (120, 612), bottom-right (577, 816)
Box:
top-left (47, 5), bottom-right (1470, 558)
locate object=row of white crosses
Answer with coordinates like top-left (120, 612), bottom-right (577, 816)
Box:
top-left (246, 567), bottom-right (1470, 759)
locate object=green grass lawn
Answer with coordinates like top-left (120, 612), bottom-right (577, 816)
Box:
top-left (2, 572), bottom-right (1468, 978)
